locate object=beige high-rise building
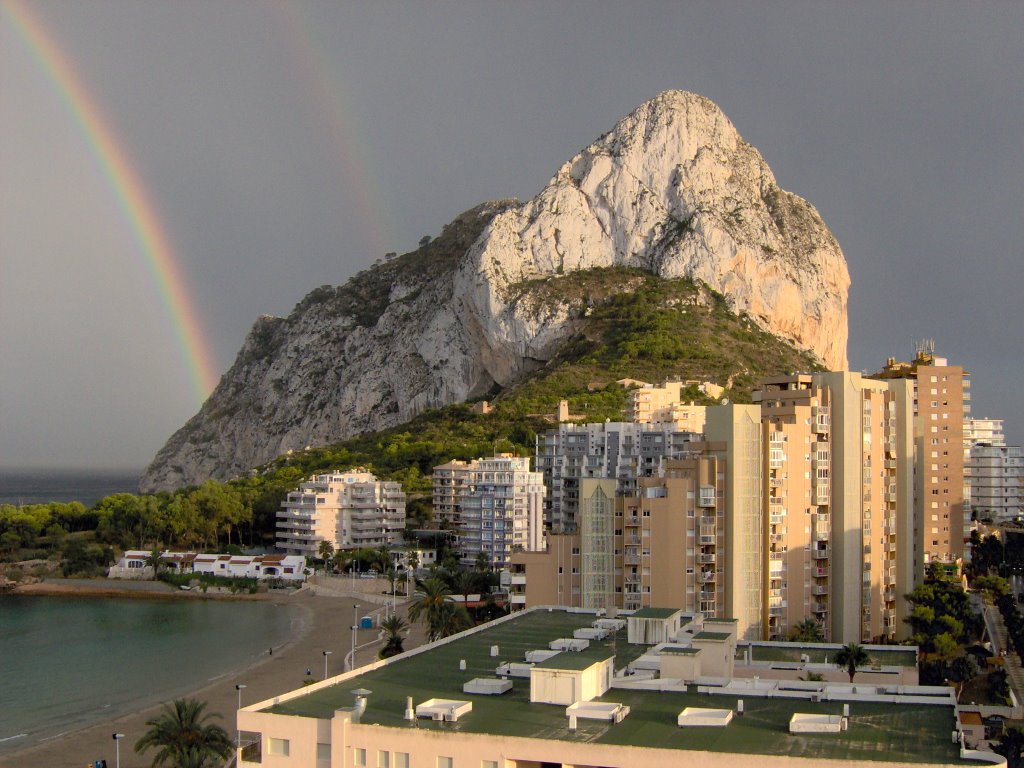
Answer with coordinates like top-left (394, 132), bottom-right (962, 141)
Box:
top-left (432, 459), bottom-right (473, 526)
top-left (872, 345), bottom-right (970, 578)
top-left (629, 381), bottom-right (708, 432)
top-left (276, 469), bottom-right (406, 556)
top-left (703, 404), bottom-right (763, 641)
top-left (815, 372), bottom-right (915, 642)
top-left (755, 373), bottom-right (914, 643)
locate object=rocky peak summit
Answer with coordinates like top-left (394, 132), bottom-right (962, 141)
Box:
top-left (140, 90), bottom-right (850, 491)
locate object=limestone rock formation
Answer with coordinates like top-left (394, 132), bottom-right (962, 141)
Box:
top-left (140, 90), bottom-right (849, 491)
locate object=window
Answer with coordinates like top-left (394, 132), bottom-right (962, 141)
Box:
top-left (437, 758), bottom-right (454, 768)
top-left (482, 761), bottom-right (498, 768)
top-left (354, 748), bottom-right (367, 767)
top-left (379, 751), bottom-right (391, 768)
top-left (394, 755), bottom-right (409, 768)
top-left (317, 743), bottom-right (331, 761)
top-left (268, 738), bottom-right (290, 757)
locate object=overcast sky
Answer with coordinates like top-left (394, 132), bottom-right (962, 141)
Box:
top-left (2, 1), bottom-right (1022, 471)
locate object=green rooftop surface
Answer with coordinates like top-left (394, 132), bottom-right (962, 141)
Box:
top-left (631, 607), bottom-right (680, 619)
top-left (661, 647), bottom-right (701, 655)
top-left (693, 631), bottom-right (732, 641)
top-left (740, 643), bottom-right (919, 667)
top-left (263, 609), bottom-right (961, 764)
top-left (534, 648), bottom-right (613, 670)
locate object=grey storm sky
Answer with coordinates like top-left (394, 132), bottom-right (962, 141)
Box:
top-left (1, 1), bottom-right (1022, 471)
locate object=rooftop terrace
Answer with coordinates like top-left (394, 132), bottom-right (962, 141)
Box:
top-left (262, 608), bottom-right (964, 765)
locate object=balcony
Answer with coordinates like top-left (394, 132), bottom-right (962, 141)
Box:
top-left (813, 585), bottom-right (829, 596)
top-left (700, 571), bottom-right (716, 582)
top-left (699, 553), bottom-right (716, 564)
top-left (812, 603), bottom-right (828, 614)
top-left (699, 535), bottom-right (716, 545)
top-left (812, 548), bottom-right (831, 560)
top-left (814, 567), bottom-right (829, 578)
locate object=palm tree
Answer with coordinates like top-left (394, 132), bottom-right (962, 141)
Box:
top-left (834, 642), bottom-right (870, 683)
top-left (453, 570), bottom-right (478, 606)
top-left (144, 549), bottom-right (165, 582)
top-left (317, 539), bottom-right (335, 568)
top-left (134, 698), bottom-right (233, 768)
top-left (379, 615), bottom-right (407, 658)
top-left (789, 617), bottom-right (825, 643)
top-left (435, 601), bottom-right (473, 638)
top-left (408, 577), bottom-right (453, 641)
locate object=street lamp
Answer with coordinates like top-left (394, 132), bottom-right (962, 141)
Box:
top-left (112, 733), bottom-right (124, 768)
top-left (323, 650), bottom-right (332, 680)
top-left (235, 684), bottom-right (247, 748)
top-left (350, 603), bottom-right (361, 671)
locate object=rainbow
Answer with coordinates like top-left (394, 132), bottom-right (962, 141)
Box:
top-left (3, 0), bottom-right (219, 404)
top-left (272, 2), bottom-right (392, 257)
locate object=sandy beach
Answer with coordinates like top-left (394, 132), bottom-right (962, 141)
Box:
top-left (0, 577), bottom-right (427, 768)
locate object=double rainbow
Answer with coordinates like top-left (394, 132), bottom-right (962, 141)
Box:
top-left (4, 0), bottom-right (220, 404)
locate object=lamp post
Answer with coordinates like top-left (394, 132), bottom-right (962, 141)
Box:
top-left (112, 732), bottom-right (124, 768)
top-left (322, 649), bottom-right (332, 680)
top-left (350, 603), bottom-right (360, 671)
top-left (235, 684), bottom-right (246, 748)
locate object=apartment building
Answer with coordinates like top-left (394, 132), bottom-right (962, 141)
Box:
top-left (871, 345), bottom-right (971, 576)
top-left (703, 403), bottom-right (764, 641)
top-left (235, 607), bottom-right (977, 768)
top-left (509, 460), bottom-right (726, 616)
top-left (536, 421), bottom-right (702, 532)
top-left (968, 444), bottom-right (1024, 522)
top-left (276, 469), bottom-right (406, 557)
top-left (628, 380), bottom-right (708, 432)
top-left (432, 459), bottom-right (473, 527)
top-left (434, 455), bottom-right (545, 568)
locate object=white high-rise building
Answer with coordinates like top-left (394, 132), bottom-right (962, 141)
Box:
top-left (276, 469), bottom-right (406, 557)
top-left (968, 444), bottom-right (1024, 523)
top-left (447, 455), bottom-right (545, 568)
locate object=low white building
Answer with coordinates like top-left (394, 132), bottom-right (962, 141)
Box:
top-left (108, 550), bottom-right (307, 582)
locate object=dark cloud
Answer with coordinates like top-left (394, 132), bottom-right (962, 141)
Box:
top-left (2, 0), bottom-right (1022, 468)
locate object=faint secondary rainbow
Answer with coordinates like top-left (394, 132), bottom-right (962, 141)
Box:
top-left (271, 2), bottom-right (393, 257)
top-left (3, 0), bottom-right (219, 404)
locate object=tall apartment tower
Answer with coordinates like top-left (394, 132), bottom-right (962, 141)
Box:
top-left (704, 404), bottom-right (764, 641)
top-left (816, 372), bottom-right (915, 643)
top-left (536, 422), bottom-right (702, 532)
top-left (276, 469), bottom-right (406, 556)
top-left (872, 345), bottom-right (971, 578)
top-left (754, 373), bottom-right (915, 643)
top-left (446, 455), bottom-right (545, 569)
top-left (754, 376), bottom-right (834, 641)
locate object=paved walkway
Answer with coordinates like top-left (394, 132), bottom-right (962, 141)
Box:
top-left (977, 597), bottom-right (1024, 700)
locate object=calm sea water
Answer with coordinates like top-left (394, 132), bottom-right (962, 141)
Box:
top-left (0, 468), bottom-right (142, 507)
top-left (0, 595), bottom-right (303, 755)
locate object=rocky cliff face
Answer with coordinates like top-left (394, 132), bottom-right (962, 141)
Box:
top-left (140, 90), bottom-right (849, 492)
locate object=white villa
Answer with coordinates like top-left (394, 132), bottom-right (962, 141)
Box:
top-left (108, 550), bottom-right (307, 582)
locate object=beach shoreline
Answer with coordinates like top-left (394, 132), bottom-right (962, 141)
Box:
top-left (0, 578), bottom-right (424, 768)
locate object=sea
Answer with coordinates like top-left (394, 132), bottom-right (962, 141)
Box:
top-left (0, 596), bottom-right (303, 756)
top-left (0, 467), bottom-right (143, 507)
top-left (0, 469), bottom-right (303, 757)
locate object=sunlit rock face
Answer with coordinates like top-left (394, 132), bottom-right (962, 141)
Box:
top-left (140, 90), bottom-right (849, 492)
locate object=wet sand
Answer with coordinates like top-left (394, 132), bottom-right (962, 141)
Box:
top-left (1, 580), bottom-right (426, 768)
